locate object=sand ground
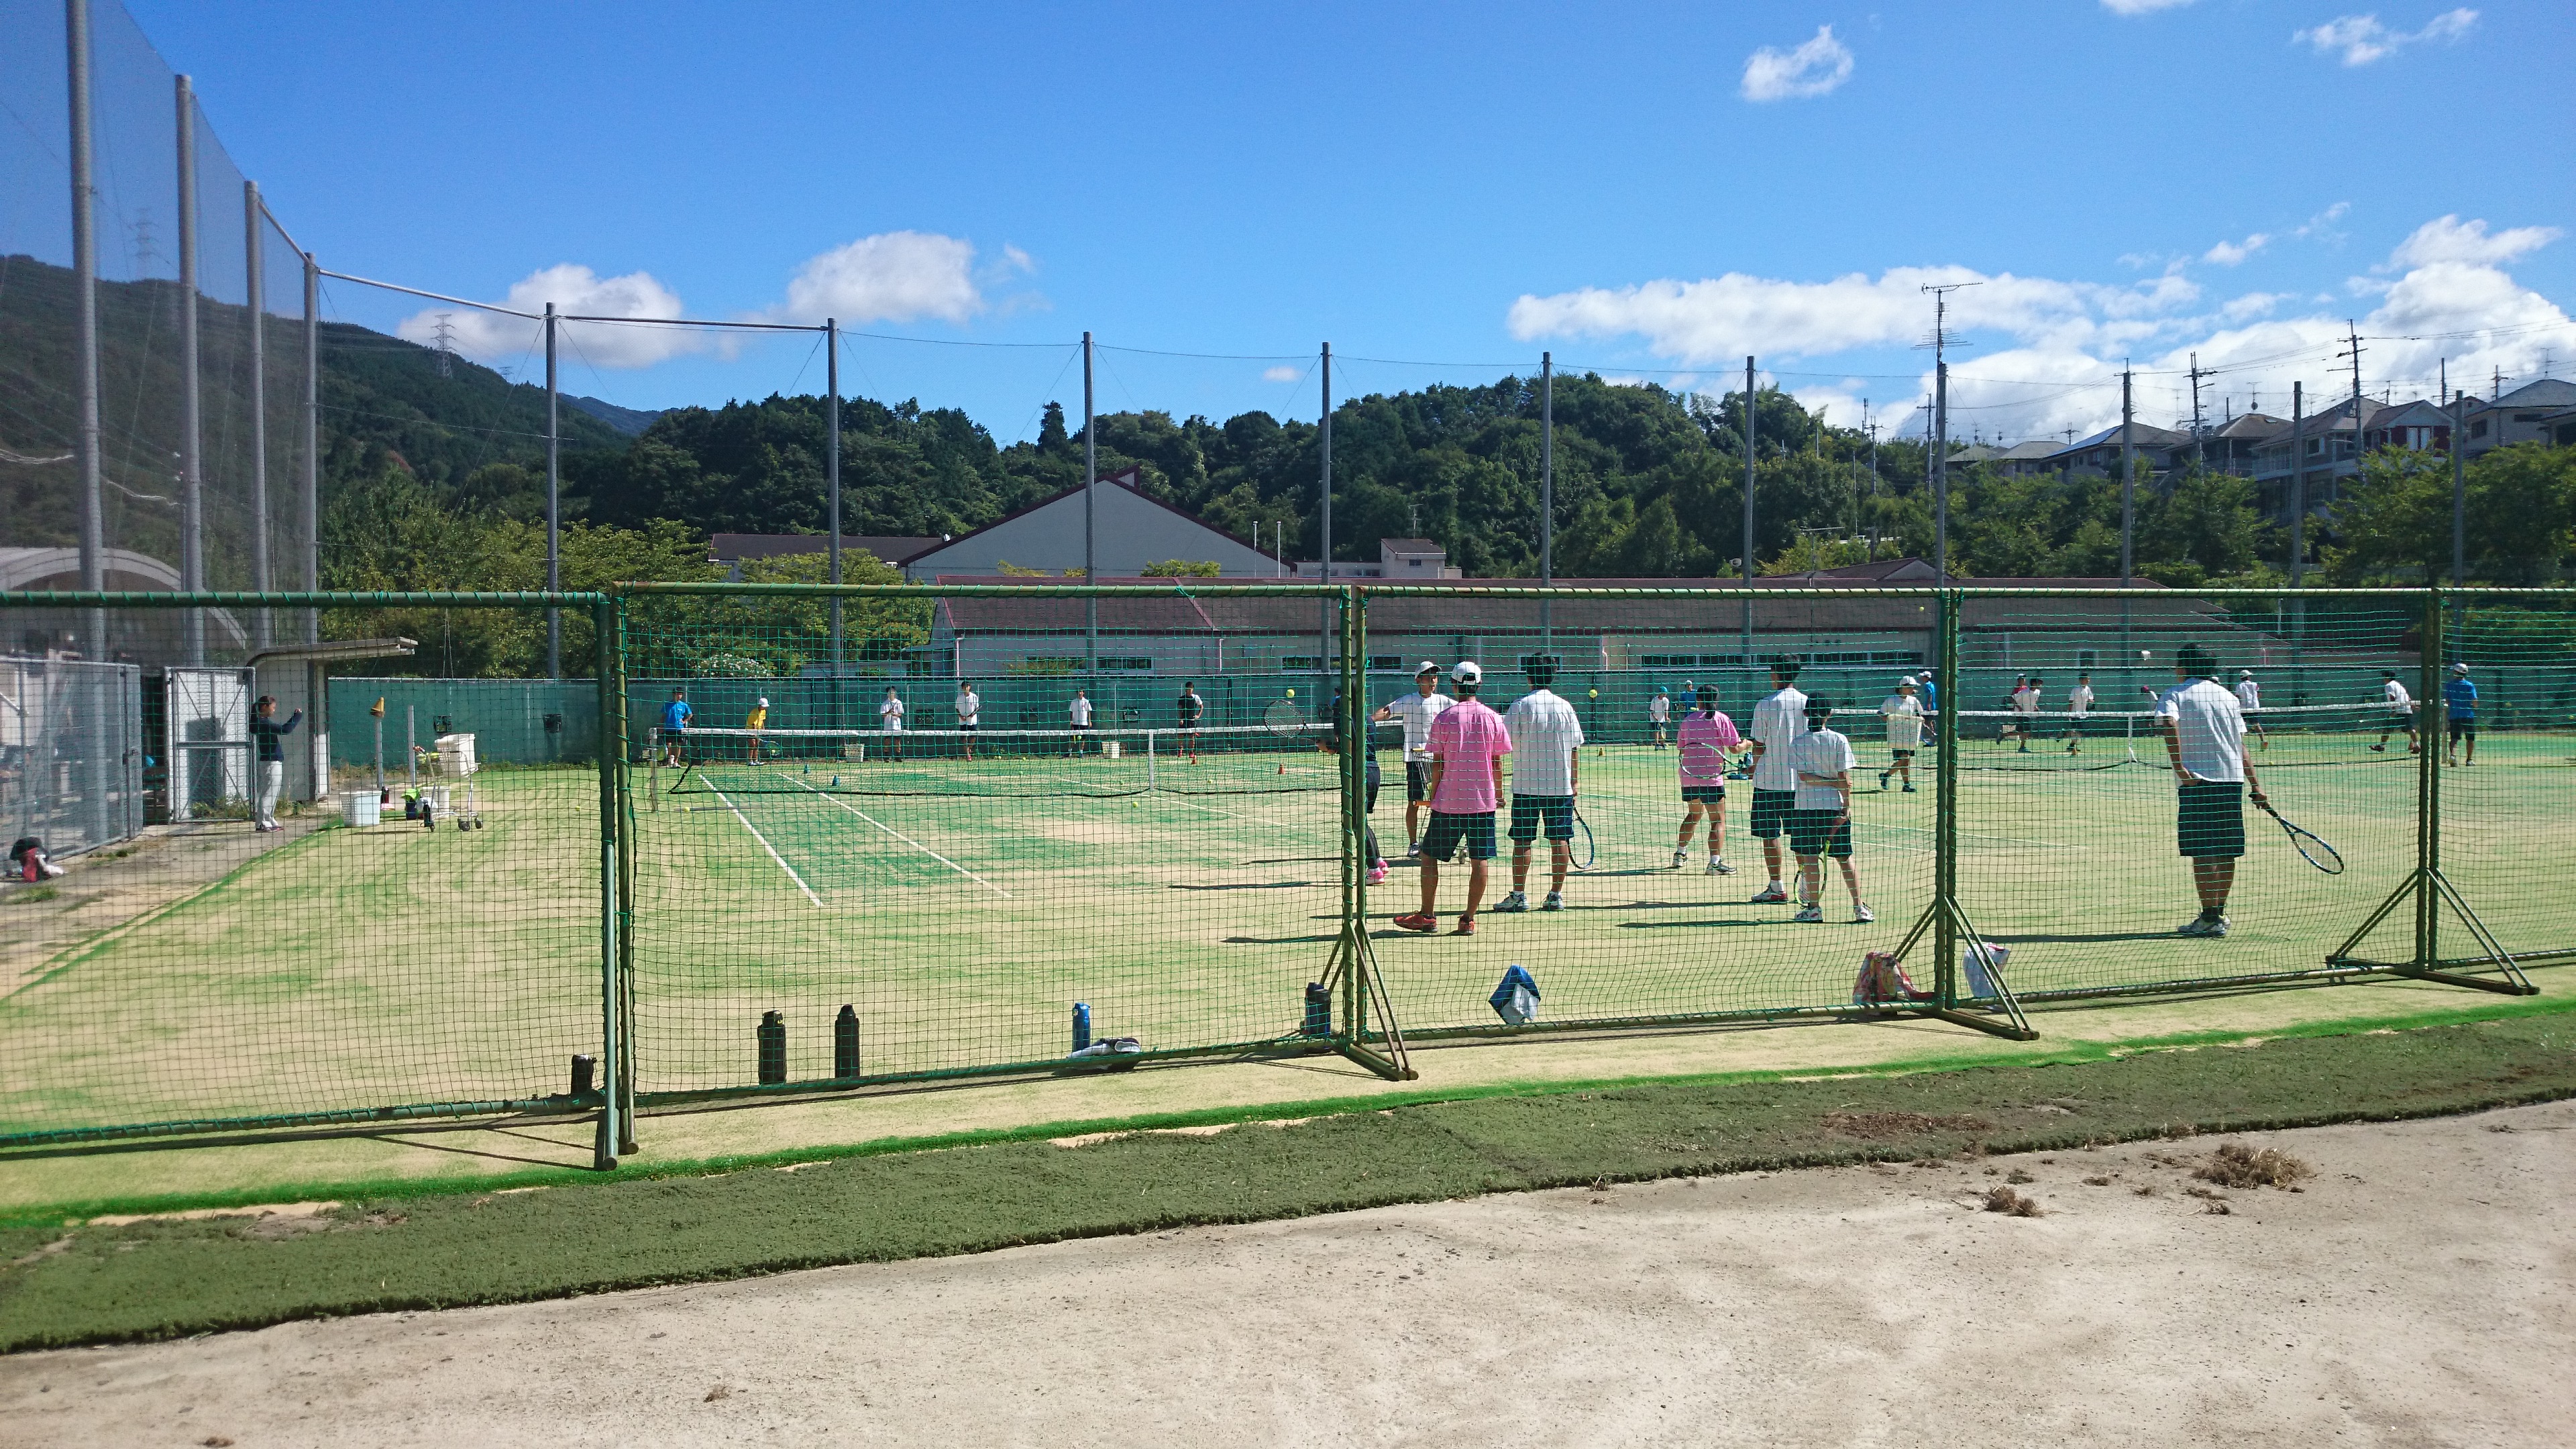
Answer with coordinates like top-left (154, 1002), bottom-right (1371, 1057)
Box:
top-left (4, 1099), bottom-right (2569, 1448)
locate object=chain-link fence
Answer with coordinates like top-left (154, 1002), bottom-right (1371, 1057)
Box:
top-left (0, 583), bottom-right (2559, 1163)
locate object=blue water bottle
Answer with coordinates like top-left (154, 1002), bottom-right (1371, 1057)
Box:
top-left (1071, 1002), bottom-right (1092, 1053)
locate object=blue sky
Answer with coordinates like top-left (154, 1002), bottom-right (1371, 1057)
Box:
top-left (124, 0), bottom-right (2576, 445)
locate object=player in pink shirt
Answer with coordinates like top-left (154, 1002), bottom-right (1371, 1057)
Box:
top-left (1395, 661), bottom-right (1510, 936)
top-left (1670, 685), bottom-right (1744, 875)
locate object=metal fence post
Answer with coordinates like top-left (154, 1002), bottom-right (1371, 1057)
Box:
top-left (609, 593), bottom-right (639, 1153)
top-left (2417, 588), bottom-right (2443, 970)
top-left (591, 596), bottom-right (622, 1167)
top-left (1932, 588), bottom-right (1960, 1008)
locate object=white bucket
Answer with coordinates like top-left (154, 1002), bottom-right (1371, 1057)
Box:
top-left (340, 790), bottom-right (382, 827)
top-left (1102, 740), bottom-right (1123, 759)
top-left (421, 785), bottom-right (452, 816)
top-left (842, 742), bottom-right (867, 761)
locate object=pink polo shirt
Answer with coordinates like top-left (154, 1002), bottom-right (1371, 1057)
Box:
top-left (1426, 697), bottom-right (1511, 814)
top-left (1676, 710), bottom-right (1741, 783)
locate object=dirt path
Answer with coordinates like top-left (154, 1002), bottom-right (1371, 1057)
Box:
top-left (5, 1101), bottom-right (2569, 1447)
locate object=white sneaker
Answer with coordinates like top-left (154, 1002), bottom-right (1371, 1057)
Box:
top-left (1853, 904), bottom-right (1875, 923)
top-left (1493, 891), bottom-right (1529, 914)
top-left (1750, 884), bottom-right (1790, 904)
top-left (1791, 905), bottom-right (1824, 923)
top-left (1672, 849), bottom-right (1690, 869)
top-left (1706, 857), bottom-right (1736, 875)
top-left (1542, 892), bottom-right (1564, 912)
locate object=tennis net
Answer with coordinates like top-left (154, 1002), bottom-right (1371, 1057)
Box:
top-left (647, 721), bottom-right (1336, 802)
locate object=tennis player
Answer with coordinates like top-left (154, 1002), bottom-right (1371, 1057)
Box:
top-left (2065, 673), bottom-right (2095, 755)
top-left (2372, 671), bottom-right (2418, 754)
top-left (1786, 698), bottom-right (1871, 923)
top-left (878, 686), bottom-right (906, 762)
top-left (659, 688), bottom-right (692, 768)
top-left (955, 682), bottom-right (980, 762)
top-left (1497, 657), bottom-right (1583, 913)
top-left (1672, 684), bottom-right (1743, 873)
top-left (1067, 687), bottom-right (1093, 757)
top-left (1648, 686), bottom-right (1672, 749)
top-left (745, 696), bottom-right (769, 765)
top-left (1395, 661), bottom-right (1509, 936)
top-left (2444, 662), bottom-right (2478, 765)
top-left (2159, 645), bottom-right (2267, 938)
top-left (2235, 669), bottom-right (2267, 751)
top-left (1746, 660), bottom-right (1810, 904)
top-left (1374, 663), bottom-right (1453, 857)
top-left (2009, 676), bottom-right (2041, 751)
top-left (1877, 677), bottom-right (1923, 792)
top-left (1177, 683), bottom-right (1205, 764)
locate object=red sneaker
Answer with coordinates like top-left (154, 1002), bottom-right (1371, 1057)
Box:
top-left (1393, 912), bottom-right (1438, 933)
top-left (1451, 916), bottom-right (1477, 936)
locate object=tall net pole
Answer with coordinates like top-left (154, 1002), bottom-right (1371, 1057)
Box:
top-left (174, 73), bottom-right (205, 663)
top-left (245, 179), bottom-right (270, 647)
top-left (1083, 331), bottom-right (1096, 683)
top-left (301, 250), bottom-right (319, 645)
top-left (545, 302), bottom-right (561, 678)
top-left (1318, 343), bottom-right (1333, 698)
top-left (1741, 355), bottom-right (1755, 661)
top-left (828, 318), bottom-right (842, 669)
top-left (66, 0), bottom-right (107, 657)
top-left (1540, 352), bottom-right (1553, 655)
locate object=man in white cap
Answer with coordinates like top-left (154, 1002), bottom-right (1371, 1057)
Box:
top-left (1396, 661), bottom-right (1509, 936)
top-left (2234, 668), bottom-right (2266, 751)
top-left (1374, 661), bottom-right (1452, 857)
top-left (1745, 659), bottom-right (1809, 904)
top-left (1876, 676), bottom-right (1923, 792)
top-left (745, 695), bottom-right (770, 765)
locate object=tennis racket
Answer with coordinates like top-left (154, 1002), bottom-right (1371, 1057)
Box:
top-left (1571, 809), bottom-right (1597, 870)
top-left (1263, 696), bottom-right (1306, 734)
top-left (2255, 796), bottom-right (2344, 874)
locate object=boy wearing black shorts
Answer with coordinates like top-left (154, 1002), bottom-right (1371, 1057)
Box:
top-left (1784, 699), bottom-right (1870, 923)
top-left (1746, 661), bottom-right (1809, 904)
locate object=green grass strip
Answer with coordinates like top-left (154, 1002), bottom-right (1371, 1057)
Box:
top-left (3, 1012), bottom-right (2571, 1352)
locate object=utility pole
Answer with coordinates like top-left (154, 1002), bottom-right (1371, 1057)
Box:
top-left (432, 314), bottom-right (453, 378)
top-left (826, 317), bottom-right (841, 674)
top-left (1318, 342), bottom-right (1333, 691)
top-left (2339, 320), bottom-right (2366, 502)
top-left (1741, 354), bottom-right (1756, 663)
top-left (2188, 352), bottom-right (2212, 472)
top-left (1540, 352), bottom-right (1554, 657)
top-left (545, 301), bottom-right (560, 677)
top-left (2119, 366), bottom-right (2136, 586)
top-left (2289, 383), bottom-right (2306, 590)
top-left (1920, 281), bottom-right (1976, 579)
top-left (1865, 399), bottom-right (1880, 559)
top-left (175, 72), bottom-right (203, 664)
top-left (2452, 386), bottom-right (2469, 586)
top-left (1083, 331), bottom-right (1096, 685)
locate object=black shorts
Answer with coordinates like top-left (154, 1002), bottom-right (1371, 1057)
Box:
top-left (2450, 719), bottom-right (2477, 742)
top-left (1680, 784), bottom-right (1726, 804)
top-left (1419, 809), bottom-right (1497, 862)
top-left (958, 722), bottom-right (978, 733)
top-left (1788, 807), bottom-right (1853, 859)
top-left (1405, 761), bottom-right (1432, 803)
top-left (1888, 747), bottom-right (1916, 761)
top-left (1509, 794), bottom-right (1576, 843)
top-left (1070, 721), bottom-right (1092, 731)
top-left (2178, 781), bottom-right (2246, 859)
top-left (1750, 788), bottom-right (1796, 839)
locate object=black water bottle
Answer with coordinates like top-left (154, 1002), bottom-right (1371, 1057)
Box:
top-left (1302, 981), bottom-right (1332, 1038)
top-left (757, 1010), bottom-right (786, 1084)
top-left (833, 1004), bottom-right (861, 1080)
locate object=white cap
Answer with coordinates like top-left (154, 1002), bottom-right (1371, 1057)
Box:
top-left (1415, 660), bottom-right (1442, 677)
top-left (757, 696), bottom-right (769, 708)
top-left (2239, 669), bottom-right (2253, 678)
top-left (1450, 660), bottom-right (1483, 686)
top-left (1897, 677), bottom-right (1917, 688)
top-left (2452, 661), bottom-right (2471, 674)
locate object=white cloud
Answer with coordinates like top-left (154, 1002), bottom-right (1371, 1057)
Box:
top-left (1509, 213), bottom-right (2573, 441)
top-left (1741, 25), bottom-right (1854, 103)
top-left (2387, 214), bottom-right (2562, 268)
top-left (2101, 0), bottom-right (2196, 14)
top-left (1261, 366), bottom-right (1302, 383)
top-left (2202, 232), bottom-right (2271, 266)
top-left (398, 263), bottom-right (698, 369)
top-left (2293, 8), bottom-right (2477, 66)
top-left (768, 231), bottom-right (987, 326)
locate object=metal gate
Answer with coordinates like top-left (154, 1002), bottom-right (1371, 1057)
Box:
top-left (164, 667), bottom-right (254, 820)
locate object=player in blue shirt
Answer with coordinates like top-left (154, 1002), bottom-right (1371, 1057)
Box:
top-left (659, 688), bottom-right (693, 767)
top-left (2443, 663), bottom-right (2478, 767)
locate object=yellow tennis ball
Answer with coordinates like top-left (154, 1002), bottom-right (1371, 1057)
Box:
top-left (1285, 689), bottom-right (1295, 698)
top-left (1588, 689), bottom-right (1599, 698)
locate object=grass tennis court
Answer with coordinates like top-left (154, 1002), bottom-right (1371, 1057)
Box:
top-left (7, 716), bottom-right (2566, 1143)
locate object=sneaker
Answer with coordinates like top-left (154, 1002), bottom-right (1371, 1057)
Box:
top-left (1493, 891), bottom-right (1529, 914)
top-left (1902, 784), bottom-right (1918, 793)
top-left (1672, 849), bottom-right (1690, 869)
top-left (1451, 916), bottom-right (1477, 936)
top-left (1878, 770), bottom-right (1891, 790)
top-left (1853, 904), bottom-right (1875, 923)
top-left (2176, 915), bottom-right (2217, 937)
top-left (1706, 856), bottom-right (1736, 875)
top-left (1792, 906), bottom-right (1825, 923)
top-left (1366, 861), bottom-right (1389, 886)
top-left (2369, 743), bottom-right (2386, 752)
top-left (2206, 916), bottom-right (2230, 937)
top-left (2017, 743), bottom-right (2030, 753)
top-left (1750, 885), bottom-right (1790, 904)
top-left (1393, 912), bottom-right (1438, 933)
top-left (1542, 892), bottom-right (1564, 912)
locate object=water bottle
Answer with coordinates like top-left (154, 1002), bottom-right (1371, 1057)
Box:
top-left (1071, 1002), bottom-right (1092, 1053)
top-left (757, 1010), bottom-right (786, 1084)
top-left (834, 1004), bottom-right (861, 1080)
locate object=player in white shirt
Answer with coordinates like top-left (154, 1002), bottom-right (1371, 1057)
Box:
top-left (1745, 661), bottom-right (1810, 904)
top-left (1066, 688), bottom-right (1093, 757)
top-left (2063, 673), bottom-right (2096, 755)
top-left (1647, 688), bottom-right (1672, 749)
top-left (2008, 677), bottom-right (2042, 753)
top-left (877, 686), bottom-right (906, 761)
top-left (1876, 678), bottom-right (1924, 792)
top-left (1373, 662), bottom-right (1454, 855)
top-left (2233, 669), bottom-right (2267, 751)
top-left (2157, 645), bottom-right (2269, 937)
top-left (1785, 699), bottom-right (1870, 923)
top-left (955, 684), bottom-right (981, 761)
top-left (1494, 658), bottom-right (1586, 914)
top-left (2372, 671), bottom-right (2418, 754)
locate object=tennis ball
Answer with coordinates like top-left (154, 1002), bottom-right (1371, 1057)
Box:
top-left (1285, 689), bottom-right (1295, 697)
top-left (1588, 688), bottom-right (1599, 699)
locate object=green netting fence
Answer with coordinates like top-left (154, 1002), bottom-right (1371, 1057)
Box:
top-left (1, 583), bottom-right (2563, 1166)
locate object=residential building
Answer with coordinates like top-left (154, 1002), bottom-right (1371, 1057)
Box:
top-left (898, 468), bottom-right (1277, 580)
top-left (2463, 378), bottom-right (2576, 458)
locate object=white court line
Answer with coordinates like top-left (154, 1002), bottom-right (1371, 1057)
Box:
top-left (789, 777), bottom-right (1013, 899)
top-left (706, 782), bottom-right (824, 909)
